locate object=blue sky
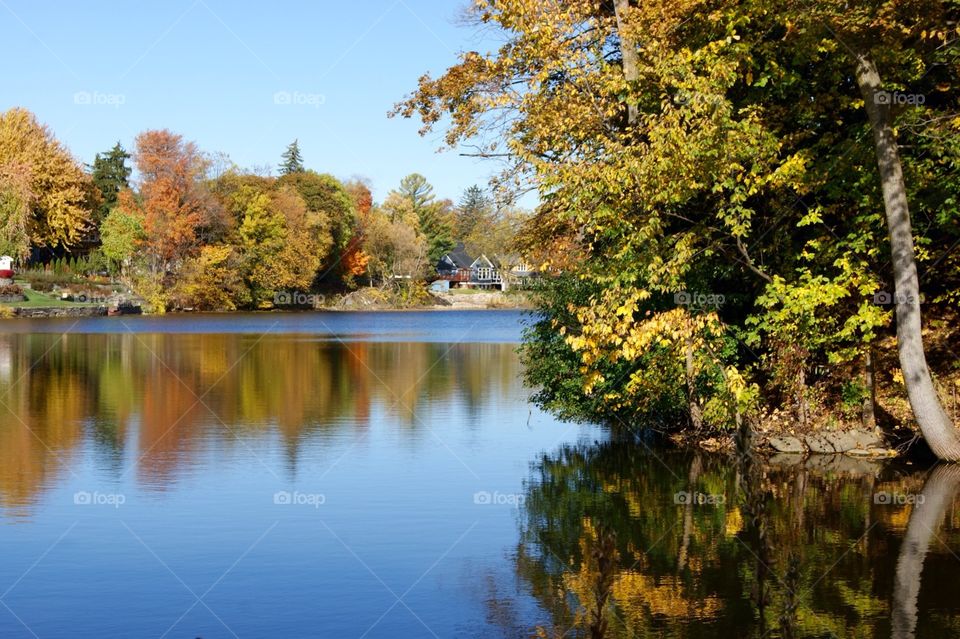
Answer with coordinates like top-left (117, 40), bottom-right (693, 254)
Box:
top-left (0, 0), bottom-right (502, 203)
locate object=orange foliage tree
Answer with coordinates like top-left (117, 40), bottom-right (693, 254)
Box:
top-left (128, 130), bottom-right (208, 271)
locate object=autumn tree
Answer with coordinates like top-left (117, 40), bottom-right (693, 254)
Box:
top-left (396, 0), bottom-right (960, 454)
top-left (171, 244), bottom-right (247, 311)
top-left (0, 107), bottom-right (94, 251)
top-left (340, 178), bottom-right (375, 283)
top-left (219, 178), bottom-right (331, 305)
top-left (125, 129), bottom-right (208, 272)
top-left (276, 170), bottom-right (355, 278)
top-left (363, 206), bottom-right (428, 284)
top-left (0, 164), bottom-right (32, 259)
top-left (816, 0), bottom-right (960, 459)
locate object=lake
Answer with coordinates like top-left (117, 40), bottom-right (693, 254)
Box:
top-left (0, 311), bottom-right (958, 638)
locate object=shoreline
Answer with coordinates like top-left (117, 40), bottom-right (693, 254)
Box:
top-left (2, 290), bottom-right (535, 316)
top-left (1, 304), bottom-right (535, 317)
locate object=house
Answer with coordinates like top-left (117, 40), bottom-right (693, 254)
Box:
top-left (435, 242), bottom-right (474, 282)
top-left (469, 254), bottom-right (501, 288)
top-left (0, 255), bottom-right (13, 281)
top-left (434, 243), bottom-right (504, 290)
top-left (498, 255), bottom-right (537, 289)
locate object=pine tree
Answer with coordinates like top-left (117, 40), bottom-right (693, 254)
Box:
top-left (279, 140), bottom-right (305, 175)
top-left (89, 142), bottom-right (131, 223)
top-left (396, 174), bottom-right (453, 262)
top-left (456, 185), bottom-right (492, 239)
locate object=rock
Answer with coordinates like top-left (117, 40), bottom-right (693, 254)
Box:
top-left (769, 436), bottom-right (806, 454)
top-left (805, 434), bottom-right (836, 453)
top-left (848, 429), bottom-right (883, 449)
top-left (13, 306), bottom-right (108, 318)
top-left (825, 431), bottom-right (879, 453)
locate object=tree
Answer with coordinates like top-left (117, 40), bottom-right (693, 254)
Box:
top-left (341, 178), bottom-right (375, 283)
top-left (171, 244), bottom-right (247, 311)
top-left (363, 207), bottom-right (428, 284)
top-left (396, 0), bottom-right (960, 456)
top-left (0, 164), bottom-right (32, 260)
top-left (276, 171), bottom-right (355, 275)
top-left (396, 0), bottom-right (960, 457)
top-left (456, 184), bottom-right (492, 241)
top-left (392, 173), bottom-right (454, 263)
top-left (398, 173), bottom-right (435, 211)
top-left (837, 7), bottom-right (960, 459)
top-left (227, 181), bottom-right (331, 304)
top-left (127, 129), bottom-right (208, 272)
top-left (279, 139), bottom-right (305, 175)
top-left (419, 198), bottom-right (455, 263)
top-left (89, 142), bottom-right (131, 223)
top-left (99, 205), bottom-right (145, 274)
top-left (0, 107), bottom-right (94, 250)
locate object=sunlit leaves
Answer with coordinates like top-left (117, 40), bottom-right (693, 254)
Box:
top-left (0, 108), bottom-right (94, 250)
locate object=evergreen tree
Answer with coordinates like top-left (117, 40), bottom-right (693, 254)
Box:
top-left (396, 173), bottom-right (453, 263)
top-left (456, 185), bottom-right (492, 239)
top-left (419, 200), bottom-right (455, 264)
top-left (89, 142), bottom-right (131, 223)
top-left (279, 139), bottom-right (305, 175)
top-left (398, 173), bottom-right (435, 211)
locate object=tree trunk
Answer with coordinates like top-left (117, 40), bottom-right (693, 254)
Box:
top-left (862, 346), bottom-right (877, 432)
top-left (854, 54), bottom-right (960, 461)
top-left (684, 331), bottom-right (703, 430)
top-left (613, 0), bottom-right (639, 126)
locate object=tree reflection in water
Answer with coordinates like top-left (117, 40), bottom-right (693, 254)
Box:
top-left (892, 464), bottom-right (960, 639)
top-left (0, 333), bottom-right (520, 513)
top-left (516, 434), bottom-right (960, 639)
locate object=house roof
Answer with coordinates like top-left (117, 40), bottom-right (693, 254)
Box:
top-left (470, 254), bottom-right (495, 269)
top-left (440, 242), bottom-right (474, 269)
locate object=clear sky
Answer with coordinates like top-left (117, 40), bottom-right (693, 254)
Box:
top-left (0, 0), bottom-right (500, 203)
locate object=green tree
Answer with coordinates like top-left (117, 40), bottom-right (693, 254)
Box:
top-left (279, 139), bottom-right (305, 175)
top-left (456, 185), bottom-right (492, 240)
top-left (89, 142), bottom-right (131, 223)
top-left (100, 206), bottom-right (146, 274)
top-left (394, 173), bottom-right (454, 263)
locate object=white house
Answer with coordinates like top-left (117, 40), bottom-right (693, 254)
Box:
top-left (0, 256), bottom-right (13, 272)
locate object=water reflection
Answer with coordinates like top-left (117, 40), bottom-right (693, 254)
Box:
top-left (893, 464), bottom-right (960, 639)
top-left (0, 333), bottom-right (519, 514)
top-left (518, 439), bottom-right (960, 638)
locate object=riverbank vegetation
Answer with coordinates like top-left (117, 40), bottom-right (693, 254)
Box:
top-left (0, 109), bottom-right (528, 312)
top-left (397, 0), bottom-right (960, 457)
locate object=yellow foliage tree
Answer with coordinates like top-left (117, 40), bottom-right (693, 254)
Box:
top-left (0, 107), bottom-right (94, 250)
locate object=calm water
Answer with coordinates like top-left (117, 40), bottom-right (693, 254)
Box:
top-left (0, 311), bottom-right (957, 638)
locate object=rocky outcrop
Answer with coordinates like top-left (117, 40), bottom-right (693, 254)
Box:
top-left (14, 306), bottom-right (108, 318)
top-left (768, 436), bottom-right (805, 454)
top-left (767, 429), bottom-right (896, 457)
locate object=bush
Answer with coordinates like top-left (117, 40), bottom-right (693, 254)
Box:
top-left (0, 283), bottom-right (22, 295)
